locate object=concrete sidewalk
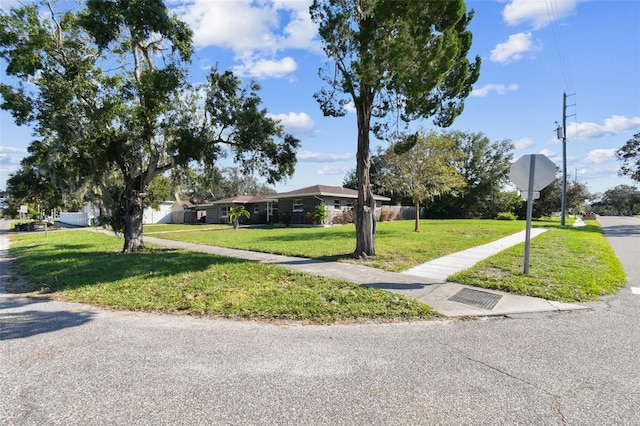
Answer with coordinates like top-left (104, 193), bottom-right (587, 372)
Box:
top-left (145, 229), bottom-right (587, 318)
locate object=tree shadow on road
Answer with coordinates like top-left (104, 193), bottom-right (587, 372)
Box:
top-left (0, 297), bottom-right (94, 340)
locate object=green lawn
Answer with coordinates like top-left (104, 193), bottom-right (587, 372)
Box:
top-left (449, 220), bottom-right (626, 302)
top-left (7, 218), bottom-right (626, 320)
top-left (143, 219), bottom-right (533, 272)
top-left (8, 231), bottom-right (439, 323)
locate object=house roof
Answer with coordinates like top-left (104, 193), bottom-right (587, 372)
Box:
top-left (210, 194), bottom-right (278, 205)
top-left (274, 185), bottom-right (391, 202)
top-left (195, 185), bottom-right (390, 208)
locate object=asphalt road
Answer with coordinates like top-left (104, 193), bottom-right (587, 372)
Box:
top-left (1, 217), bottom-right (639, 425)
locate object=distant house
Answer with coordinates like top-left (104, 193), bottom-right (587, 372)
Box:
top-left (189, 185), bottom-right (390, 225)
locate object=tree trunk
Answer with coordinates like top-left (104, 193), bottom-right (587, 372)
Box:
top-left (414, 200), bottom-right (421, 232)
top-left (353, 98), bottom-right (376, 259)
top-left (122, 180), bottom-right (145, 252)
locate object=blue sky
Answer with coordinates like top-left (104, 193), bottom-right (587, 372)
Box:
top-left (1, 0), bottom-right (639, 197)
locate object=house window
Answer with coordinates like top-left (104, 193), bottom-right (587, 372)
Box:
top-left (345, 201), bottom-right (353, 209)
top-left (220, 206), bottom-right (230, 217)
top-left (334, 199), bottom-right (341, 210)
top-left (268, 202), bottom-right (278, 216)
top-left (253, 205), bottom-right (259, 214)
top-left (293, 199), bottom-right (303, 212)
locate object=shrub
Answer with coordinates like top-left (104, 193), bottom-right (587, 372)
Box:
top-left (280, 213), bottom-right (291, 227)
top-left (333, 208), bottom-right (354, 224)
top-left (379, 207), bottom-right (396, 222)
top-left (313, 203), bottom-right (328, 225)
top-left (495, 212), bottom-right (517, 221)
top-left (305, 211), bottom-right (315, 224)
top-left (254, 211), bottom-right (267, 224)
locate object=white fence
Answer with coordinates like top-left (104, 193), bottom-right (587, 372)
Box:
top-left (59, 204), bottom-right (100, 227)
top-left (59, 212), bottom-right (94, 227)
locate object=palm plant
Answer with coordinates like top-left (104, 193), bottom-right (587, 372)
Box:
top-left (229, 206), bottom-right (250, 229)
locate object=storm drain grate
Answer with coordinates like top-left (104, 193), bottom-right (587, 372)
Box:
top-left (448, 288), bottom-right (503, 310)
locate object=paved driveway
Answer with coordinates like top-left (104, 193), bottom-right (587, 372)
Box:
top-left (1, 217), bottom-right (639, 425)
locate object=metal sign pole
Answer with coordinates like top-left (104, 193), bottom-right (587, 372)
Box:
top-left (523, 155), bottom-right (537, 275)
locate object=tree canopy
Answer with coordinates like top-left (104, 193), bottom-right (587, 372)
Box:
top-left (426, 131), bottom-right (514, 218)
top-left (0, 0), bottom-right (298, 251)
top-left (591, 185), bottom-right (640, 216)
top-left (310, 0), bottom-right (480, 258)
top-left (180, 167), bottom-right (275, 204)
top-left (345, 130), bottom-right (515, 219)
top-left (378, 131), bottom-right (466, 231)
top-left (617, 133), bottom-right (640, 182)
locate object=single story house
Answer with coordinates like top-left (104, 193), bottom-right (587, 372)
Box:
top-left (189, 185), bottom-right (390, 225)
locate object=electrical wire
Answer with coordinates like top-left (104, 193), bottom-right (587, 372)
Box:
top-left (545, 0), bottom-right (575, 94)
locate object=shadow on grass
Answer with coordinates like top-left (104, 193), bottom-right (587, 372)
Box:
top-left (559, 225), bottom-right (603, 234)
top-left (254, 229), bottom-right (354, 245)
top-left (11, 246), bottom-right (254, 292)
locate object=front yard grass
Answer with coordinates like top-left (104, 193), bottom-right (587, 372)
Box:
top-left (7, 218), bottom-right (626, 320)
top-left (8, 231), bottom-right (439, 323)
top-left (144, 219), bottom-right (531, 272)
top-left (449, 220), bottom-right (626, 302)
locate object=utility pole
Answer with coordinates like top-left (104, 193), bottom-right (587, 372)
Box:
top-left (561, 92), bottom-right (567, 226)
top-left (556, 92), bottom-right (574, 227)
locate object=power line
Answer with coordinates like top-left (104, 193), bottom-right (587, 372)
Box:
top-left (545, 0), bottom-right (575, 93)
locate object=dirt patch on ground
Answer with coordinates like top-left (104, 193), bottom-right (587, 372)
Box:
top-left (3, 269), bottom-right (51, 294)
top-left (6, 279), bottom-right (50, 294)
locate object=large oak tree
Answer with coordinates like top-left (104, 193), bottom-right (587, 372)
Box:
top-left (0, 0), bottom-right (298, 251)
top-left (310, 0), bottom-right (480, 258)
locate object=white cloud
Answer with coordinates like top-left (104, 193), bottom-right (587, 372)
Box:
top-left (538, 148), bottom-right (562, 164)
top-left (298, 151), bottom-right (354, 162)
top-left (273, 0), bottom-right (321, 51)
top-left (502, 0), bottom-right (580, 30)
top-left (585, 148), bottom-right (617, 165)
top-left (491, 32), bottom-right (541, 63)
top-left (316, 165), bottom-right (351, 176)
top-left (0, 146), bottom-right (26, 154)
top-left (233, 56), bottom-right (298, 78)
top-left (0, 146), bottom-right (26, 166)
top-left (540, 148), bottom-right (555, 158)
top-left (471, 83), bottom-right (519, 97)
top-left (344, 101), bottom-right (356, 114)
top-left (173, 1), bottom-right (275, 50)
top-left (172, 0), bottom-right (320, 79)
top-left (567, 115), bottom-right (640, 140)
top-left (514, 137), bottom-right (535, 149)
top-left (269, 112), bottom-right (315, 135)
top-left (577, 164), bottom-right (621, 181)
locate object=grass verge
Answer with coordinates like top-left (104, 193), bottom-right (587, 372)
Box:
top-left (8, 230), bottom-right (439, 323)
top-left (449, 220), bottom-right (626, 302)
